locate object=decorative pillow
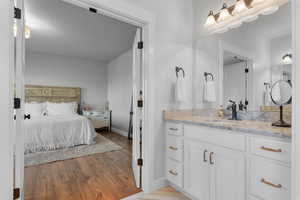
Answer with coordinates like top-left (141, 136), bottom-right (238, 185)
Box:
top-left (46, 102), bottom-right (78, 116)
top-left (25, 103), bottom-right (45, 117)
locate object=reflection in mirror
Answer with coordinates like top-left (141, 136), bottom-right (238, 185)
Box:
top-left (223, 51), bottom-right (252, 111)
top-left (219, 2), bottom-right (292, 112)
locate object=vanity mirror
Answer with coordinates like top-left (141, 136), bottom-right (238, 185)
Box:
top-left (270, 80), bottom-right (292, 127)
top-left (218, 1), bottom-right (292, 112)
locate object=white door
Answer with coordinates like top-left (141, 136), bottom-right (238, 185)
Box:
top-left (211, 146), bottom-right (246, 200)
top-left (13, 0), bottom-right (26, 199)
top-left (132, 28), bottom-right (143, 188)
top-left (184, 140), bottom-right (212, 200)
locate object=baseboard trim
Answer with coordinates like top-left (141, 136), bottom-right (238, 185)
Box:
top-left (151, 177), bottom-right (167, 191)
top-left (111, 127), bottom-right (128, 137)
top-left (121, 191), bottom-right (144, 200)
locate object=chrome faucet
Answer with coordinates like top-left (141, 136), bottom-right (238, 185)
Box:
top-left (228, 100), bottom-right (238, 120)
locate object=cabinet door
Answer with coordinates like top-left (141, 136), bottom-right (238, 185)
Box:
top-left (184, 140), bottom-right (211, 200)
top-left (211, 146), bottom-right (246, 200)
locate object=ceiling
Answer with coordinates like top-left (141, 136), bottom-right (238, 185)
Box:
top-left (25, 0), bottom-right (137, 62)
top-left (223, 51), bottom-right (248, 66)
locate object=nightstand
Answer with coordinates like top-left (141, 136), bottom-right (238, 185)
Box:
top-left (83, 111), bottom-right (111, 131)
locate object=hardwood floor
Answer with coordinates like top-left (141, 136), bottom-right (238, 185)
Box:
top-left (137, 186), bottom-right (190, 200)
top-left (24, 131), bottom-right (141, 200)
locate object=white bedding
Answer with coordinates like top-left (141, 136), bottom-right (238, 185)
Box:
top-left (24, 115), bottom-right (96, 154)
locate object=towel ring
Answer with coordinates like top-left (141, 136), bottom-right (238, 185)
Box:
top-left (204, 72), bottom-right (214, 82)
top-left (176, 66), bottom-right (185, 78)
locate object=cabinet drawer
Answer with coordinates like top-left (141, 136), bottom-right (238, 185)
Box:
top-left (249, 158), bottom-right (291, 200)
top-left (167, 159), bottom-right (183, 188)
top-left (167, 135), bottom-right (183, 162)
top-left (185, 125), bottom-right (246, 151)
top-left (166, 122), bottom-right (183, 136)
top-left (250, 137), bottom-right (291, 163)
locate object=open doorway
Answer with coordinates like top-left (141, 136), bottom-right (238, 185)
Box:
top-left (19, 0), bottom-right (144, 199)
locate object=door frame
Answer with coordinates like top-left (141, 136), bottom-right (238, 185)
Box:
top-left (60, 0), bottom-right (155, 192)
top-left (11, 0), bottom-right (156, 199)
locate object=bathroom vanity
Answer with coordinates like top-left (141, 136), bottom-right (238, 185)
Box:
top-left (164, 110), bottom-right (291, 200)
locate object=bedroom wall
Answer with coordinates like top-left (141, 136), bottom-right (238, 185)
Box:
top-left (25, 52), bottom-right (108, 107)
top-left (107, 49), bottom-right (133, 136)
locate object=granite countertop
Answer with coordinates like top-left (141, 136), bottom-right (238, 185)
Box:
top-left (164, 110), bottom-right (291, 140)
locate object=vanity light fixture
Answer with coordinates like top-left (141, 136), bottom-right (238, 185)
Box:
top-left (218, 3), bottom-right (232, 23)
top-left (232, 0), bottom-right (248, 15)
top-left (204, 10), bottom-right (217, 27)
top-left (251, 0), bottom-right (264, 6)
top-left (204, 0), bottom-right (288, 34)
top-left (282, 54), bottom-right (292, 65)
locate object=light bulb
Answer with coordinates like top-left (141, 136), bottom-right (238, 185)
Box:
top-left (218, 3), bottom-right (231, 22)
top-left (232, 0), bottom-right (248, 15)
top-left (282, 54), bottom-right (292, 65)
top-left (251, 0), bottom-right (264, 6)
top-left (204, 10), bottom-right (217, 27)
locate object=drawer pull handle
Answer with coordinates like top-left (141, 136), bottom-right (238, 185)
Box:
top-left (203, 150), bottom-right (208, 162)
top-left (169, 128), bottom-right (178, 131)
top-left (261, 146), bottom-right (282, 153)
top-left (209, 152), bottom-right (214, 165)
top-left (261, 178), bottom-right (282, 189)
top-left (169, 146), bottom-right (178, 151)
top-left (169, 170), bottom-right (178, 176)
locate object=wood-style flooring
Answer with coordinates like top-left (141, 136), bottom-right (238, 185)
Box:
top-left (24, 131), bottom-right (141, 200)
top-left (137, 186), bottom-right (190, 200)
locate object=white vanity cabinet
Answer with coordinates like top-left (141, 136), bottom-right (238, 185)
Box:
top-left (165, 122), bottom-right (291, 200)
top-left (184, 130), bottom-right (246, 200)
top-left (184, 140), bottom-right (211, 200)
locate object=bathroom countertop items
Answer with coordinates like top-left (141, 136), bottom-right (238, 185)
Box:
top-left (164, 109), bottom-right (291, 140)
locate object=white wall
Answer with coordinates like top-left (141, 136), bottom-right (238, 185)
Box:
top-left (105, 0), bottom-right (195, 186)
top-left (107, 49), bottom-right (133, 134)
top-left (25, 52), bottom-right (108, 106)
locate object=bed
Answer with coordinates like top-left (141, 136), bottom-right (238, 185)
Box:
top-left (24, 85), bottom-right (97, 154)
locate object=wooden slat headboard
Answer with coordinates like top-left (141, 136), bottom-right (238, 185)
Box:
top-left (25, 85), bottom-right (81, 104)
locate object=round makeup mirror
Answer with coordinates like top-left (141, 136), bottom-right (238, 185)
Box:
top-left (270, 80), bottom-right (292, 127)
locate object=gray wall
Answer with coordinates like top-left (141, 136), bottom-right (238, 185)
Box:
top-left (25, 52), bottom-right (108, 107)
top-left (107, 49), bottom-right (133, 134)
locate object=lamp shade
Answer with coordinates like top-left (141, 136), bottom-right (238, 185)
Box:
top-left (232, 0), bottom-right (248, 15)
top-left (218, 3), bottom-right (231, 22)
top-left (204, 10), bottom-right (217, 27)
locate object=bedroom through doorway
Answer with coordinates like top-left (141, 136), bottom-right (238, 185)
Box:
top-left (20, 0), bottom-right (145, 199)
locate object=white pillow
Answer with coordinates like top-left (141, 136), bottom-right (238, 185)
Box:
top-left (46, 102), bottom-right (78, 116)
top-left (25, 103), bottom-right (45, 117)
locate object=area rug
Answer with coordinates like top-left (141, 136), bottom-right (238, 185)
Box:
top-left (25, 134), bottom-right (122, 167)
